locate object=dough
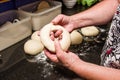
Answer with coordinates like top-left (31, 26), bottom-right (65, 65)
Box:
top-left (24, 39), bottom-right (44, 55)
top-left (70, 30), bottom-right (83, 45)
top-left (31, 31), bottom-right (41, 41)
top-left (36, 1), bottom-right (50, 12)
top-left (81, 26), bottom-right (99, 36)
top-left (40, 23), bottom-right (71, 53)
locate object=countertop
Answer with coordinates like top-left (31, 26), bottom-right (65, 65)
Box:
top-left (0, 3), bottom-right (108, 80)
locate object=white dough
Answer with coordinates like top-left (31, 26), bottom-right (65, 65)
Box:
top-left (40, 23), bottom-right (71, 53)
top-left (24, 39), bottom-right (44, 55)
top-left (36, 1), bottom-right (50, 12)
top-left (31, 31), bottom-right (41, 41)
top-left (70, 30), bottom-right (83, 45)
top-left (81, 26), bottom-right (99, 36)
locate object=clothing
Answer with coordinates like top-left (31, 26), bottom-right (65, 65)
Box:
top-left (101, 5), bottom-right (120, 69)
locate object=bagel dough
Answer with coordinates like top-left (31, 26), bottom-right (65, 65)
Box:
top-left (70, 30), bottom-right (83, 45)
top-left (40, 23), bottom-right (71, 52)
top-left (31, 31), bottom-right (41, 41)
top-left (81, 26), bottom-right (99, 36)
top-left (24, 39), bottom-right (44, 55)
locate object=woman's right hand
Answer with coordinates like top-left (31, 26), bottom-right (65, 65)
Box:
top-left (44, 39), bottom-right (81, 70)
top-left (51, 14), bottom-right (77, 32)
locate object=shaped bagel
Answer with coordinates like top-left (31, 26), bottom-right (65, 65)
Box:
top-left (81, 26), bottom-right (99, 36)
top-left (40, 23), bottom-right (71, 52)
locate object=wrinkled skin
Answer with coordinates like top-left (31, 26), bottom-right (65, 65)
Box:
top-left (44, 39), bottom-right (81, 70)
top-left (51, 14), bottom-right (78, 32)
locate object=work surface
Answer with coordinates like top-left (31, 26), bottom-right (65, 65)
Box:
top-left (0, 4), bottom-right (109, 80)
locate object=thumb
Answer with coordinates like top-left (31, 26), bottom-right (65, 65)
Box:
top-left (54, 39), bottom-right (64, 55)
top-left (51, 15), bottom-right (63, 25)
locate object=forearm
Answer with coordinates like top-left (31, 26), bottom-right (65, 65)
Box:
top-left (70, 0), bottom-right (119, 28)
top-left (71, 60), bottom-right (120, 80)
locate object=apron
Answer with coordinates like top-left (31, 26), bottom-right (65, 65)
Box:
top-left (101, 5), bottom-right (120, 69)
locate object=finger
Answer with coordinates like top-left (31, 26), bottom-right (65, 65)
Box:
top-left (51, 14), bottom-right (63, 25)
top-left (44, 49), bottom-right (59, 63)
top-left (50, 31), bottom-right (55, 41)
top-left (54, 39), bottom-right (64, 55)
top-left (37, 31), bottom-right (40, 36)
top-left (54, 29), bottom-right (63, 37)
top-left (50, 35), bottom-right (55, 41)
top-left (54, 40), bottom-right (69, 65)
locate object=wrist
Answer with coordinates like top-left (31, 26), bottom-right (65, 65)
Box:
top-left (69, 59), bottom-right (89, 78)
top-left (69, 15), bottom-right (82, 30)
top-left (69, 58), bottom-right (85, 71)
top-left (70, 13), bottom-right (89, 29)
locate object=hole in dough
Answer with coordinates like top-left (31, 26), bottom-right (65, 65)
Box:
top-left (40, 23), bottom-right (71, 53)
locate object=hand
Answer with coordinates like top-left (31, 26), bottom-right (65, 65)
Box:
top-left (49, 29), bottom-right (63, 41)
top-left (51, 14), bottom-right (77, 32)
top-left (44, 39), bottom-right (80, 70)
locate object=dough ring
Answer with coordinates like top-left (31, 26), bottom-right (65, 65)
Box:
top-left (70, 30), bottom-right (83, 45)
top-left (40, 23), bottom-right (71, 53)
top-left (81, 26), bottom-right (99, 36)
top-left (24, 39), bottom-right (44, 55)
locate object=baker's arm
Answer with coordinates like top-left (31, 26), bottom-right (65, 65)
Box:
top-left (70, 59), bottom-right (120, 80)
top-left (70, 0), bottom-right (119, 28)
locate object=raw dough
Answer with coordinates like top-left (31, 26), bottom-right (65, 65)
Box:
top-left (24, 39), bottom-right (44, 55)
top-left (70, 30), bottom-right (83, 45)
top-left (81, 26), bottom-right (99, 36)
top-left (36, 1), bottom-right (50, 12)
top-left (40, 23), bottom-right (71, 52)
top-left (31, 31), bottom-right (41, 41)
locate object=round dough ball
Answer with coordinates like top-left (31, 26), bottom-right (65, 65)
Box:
top-left (31, 31), bottom-right (41, 41)
top-left (40, 23), bottom-right (71, 53)
top-left (70, 30), bottom-right (83, 45)
top-left (36, 1), bottom-right (50, 12)
top-left (24, 39), bottom-right (44, 55)
top-left (81, 26), bottom-right (99, 36)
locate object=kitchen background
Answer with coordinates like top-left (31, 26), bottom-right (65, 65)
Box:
top-left (0, 0), bottom-right (108, 80)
